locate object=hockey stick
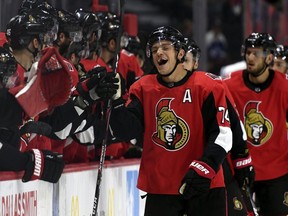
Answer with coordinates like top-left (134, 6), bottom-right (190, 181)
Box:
top-left (91, 0), bottom-right (125, 215)
top-left (243, 185), bottom-right (259, 216)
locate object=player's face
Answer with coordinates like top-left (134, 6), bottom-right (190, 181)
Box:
top-left (183, 51), bottom-right (198, 71)
top-left (183, 52), bottom-right (194, 71)
top-left (245, 47), bottom-right (267, 74)
top-left (151, 40), bottom-right (178, 75)
top-left (272, 58), bottom-right (287, 74)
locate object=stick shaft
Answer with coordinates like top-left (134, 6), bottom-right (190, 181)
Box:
top-left (91, 0), bottom-right (125, 215)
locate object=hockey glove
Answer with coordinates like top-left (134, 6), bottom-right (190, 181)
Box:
top-left (123, 145), bottom-right (143, 159)
top-left (95, 72), bottom-right (122, 100)
top-left (22, 149), bottom-right (65, 183)
top-left (75, 66), bottom-right (107, 106)
top-left (179, 160), bottom-right (215, 200)
top-left (232, 153), bottom-right (255, 189)
top-left (13, 47), bottom-right (72, 118)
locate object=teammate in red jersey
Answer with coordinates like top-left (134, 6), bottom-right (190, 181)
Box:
top-left (123, 34), bottom-right (145, 69)
top-left (98, 11), bottom-right (143, 91)
top-left (108, 26), bottom-right (233, 215)
top-left (75, 9), bottom-right (112, 73)
top-left (94, 11), bottom-right (143, 159)
top-left (224, 32), bottom-right (288, 216)
top-left (5, 7), bottom-right (113, 164)
top-left (183, 38), bottom-right (255, 216)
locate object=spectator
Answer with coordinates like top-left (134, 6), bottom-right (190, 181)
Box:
top-left (205, 19), bottom-right (228, 75)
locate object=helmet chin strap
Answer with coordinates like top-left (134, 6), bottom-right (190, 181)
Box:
top-left (249, 58), bottom-right (269, 77)
top-left (160, 59), bottom-right (180, 77)
top-left (26, 46), bottom-right (39, 59)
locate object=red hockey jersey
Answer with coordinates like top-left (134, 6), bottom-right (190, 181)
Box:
top-left (224, 70), bottom-right (288, 181)
top-left (128, 71), bottom-right (232, 194)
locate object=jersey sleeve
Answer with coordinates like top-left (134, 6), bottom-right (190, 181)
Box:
top-left (0, 142), bottom-right (29, 171)
top-left (109, 82), bottom-right (144, 143)
top-left (40, 97), bottom-right (94, 140)
top-left (224, 83), bottom-right (248, 157)
top-left (0, 88), bottom-right (23, 128)
top-left (201, 81), bottom-right (233, 171)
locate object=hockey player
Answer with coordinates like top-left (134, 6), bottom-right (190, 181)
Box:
top-left (271, 44), bottom-right (288, 75)
top-left (183, 38), bottom-right (255, 216)
top-left (5, 10), bottom-right (71, 152)
top-left (123, 35), bottom-right (145, 69)
top-left (75, 8), bottom-right (109, 72)
top-left (17, 4), bottom-right (107, 162)
top-left (19, 2), bottom-right (83, 86)
top-left (224, 32), bottom-right (288, 216)
top-left (0, 46), bottom-right (64, 183)
top-left (92, 11), bottom-right (143, 159)
top-left (98, 11), bottom-right (143, 92)
top-left (5, 9), bottom-right (117, 164)
top-left (108, 26), bottom-right (233, 215)
top-left (52, 9), bottom-right (82, 57)
top-left (63, 41), bottom-right (87, 78)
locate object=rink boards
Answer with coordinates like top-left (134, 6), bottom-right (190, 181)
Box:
top-left (0, 159), bottom-right (145, 216)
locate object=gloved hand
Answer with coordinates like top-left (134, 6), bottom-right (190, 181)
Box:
top-left (123, 145), bottom-right (143, 159)
top-left (232, 154), bottom-right (255, 189)
top-left (179, 160), bottom-right (215, 200)
top-left (22, 149), bottom-right (65, 183)
top-left (75, 66), bottom-right (108, 106)
top-left (13, 47), bottom-right (72, 118)
top-left (95, 72), bottom-right (122, 100)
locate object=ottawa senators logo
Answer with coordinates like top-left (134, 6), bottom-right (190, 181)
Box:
top-left (152, 98), bottom-right (189, 151)
top-left (244, 101), bottom-right (273, 146)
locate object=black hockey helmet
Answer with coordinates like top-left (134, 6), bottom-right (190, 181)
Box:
top-left (35, 1), bottom-right (56, 14)
top-left (75, 9), bottom-right (102, 41)
top-left (0, 47), bottom-right (18, 88)
top-left (184, 38), bottom-right (201, 61)
top-left (53, 9), bottom-right (82, 42)
top-left (122, 35), bottom-right (145, 63)
top-left (274, 44), bottom-right (288, 62)
top-left (64, 40), bottom-right (89, 59)
top-left (97, 12), bottom-right (120, 47)
top-left (6, 11), bottom-right (52, 50)
top-left (18, 0), bottom-right (45, 14)
top-left (146, 26), bottom-right (185, 58)
top-left (123, 35), bottom-right (141, 54)
top-left (28, 8), bottom-right (58, 46)
top-left (241, 33), bottom-right (277, 57)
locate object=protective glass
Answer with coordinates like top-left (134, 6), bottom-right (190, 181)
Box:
top-left (70, 31), bottom-right (83, 42)
top-left (78, 41), bottom-right (90, 59)
top-left (146, 40), bottom-right (176, 58)
top-left (43, 21), bottom-right (59, 46)
top-left (87, 24), bottom-right (102, 41)
top-left (242, 46), bottom-right (269, 58)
